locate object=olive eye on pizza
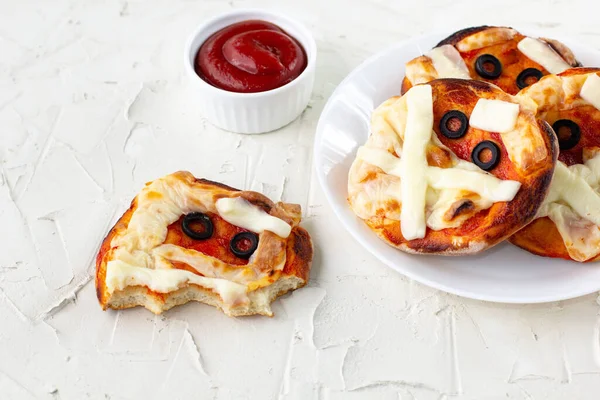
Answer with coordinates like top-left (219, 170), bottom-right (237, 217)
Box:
top-left (511, 68), bottom-right (600, 262)
top-left (402, 26), bottom-right (580, 95)
top-left (348, 79), bottom-right (558, 255)
top-left (95, 171), bottom-right (313, 316)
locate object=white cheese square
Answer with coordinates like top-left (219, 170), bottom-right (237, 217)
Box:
top-left (427, 45), bottom-right (471, 80)
top-left (469, 99), bottom-right (519, 133)
top-left (517, 37), bottom-right (570, 74)
top-left (580, 73), bottom-right (600, 112)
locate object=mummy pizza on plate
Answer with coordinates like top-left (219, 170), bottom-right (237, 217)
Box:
top-left (348, 79), bottom-right (558, 255)
top-left (511, 68), bottom-right (600, 262)
top-left (96, 171), bottom-right (313, 316)
top-left (402, 26), bottom-right (580, 95)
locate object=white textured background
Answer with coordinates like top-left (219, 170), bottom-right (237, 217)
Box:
top-left (1, 0), bottom-right (600, 399)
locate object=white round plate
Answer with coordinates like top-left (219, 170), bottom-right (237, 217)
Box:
top-left (314, 30), bottom-right (600, 303)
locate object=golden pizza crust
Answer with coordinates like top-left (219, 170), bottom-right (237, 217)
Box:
top-left (510, 68), bottom-right (600, 262)
top-left (349, 79), bottom-right (558, 255)
top-left (96, 172), bottom-right (313, 316)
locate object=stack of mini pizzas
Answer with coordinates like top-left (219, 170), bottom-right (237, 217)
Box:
top-left (348, 26), bottom-right (600, 262)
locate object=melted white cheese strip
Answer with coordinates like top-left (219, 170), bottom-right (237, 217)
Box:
top-left (215, 197), bottom-right (291, 238)
top-left (399, 85), bottom-right (433, 240)
top-left (535, 153), bottom-right (600, 261)
top-left (356, 146), bottom-right (403, 176)
top-left (540, 162), bottom-right (600, 225)
top-left (469, 99), bottom-right (520, 133)
top-left (113, 177), bottom-right (216, 252)
top-left (546, 203), bottom-right (600, 262)
top-left (580, 73), bottom-right (600, 111)
top-left (105, 260), bottom-right (249, 305)
top-left (517, 37), bottom-right (571, 74)
top-left (427, 167), bottom-right (521, 201)
top-left (427, 45), bottom-right (471, 79)
top-left (152, 244), bottom-right (286, 284)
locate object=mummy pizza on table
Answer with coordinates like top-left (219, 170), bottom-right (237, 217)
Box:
top-left (348, 79), bottom-right (558, 255)
top-left (511, 68), bottom-right (600, 262)
top-left (95, 172), bottom-right (313, 316)
top-left (402, 26), bottom-right (580, 95)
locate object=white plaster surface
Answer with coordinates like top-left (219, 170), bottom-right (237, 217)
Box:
top-left (1, 0), bottom-right (600, 399)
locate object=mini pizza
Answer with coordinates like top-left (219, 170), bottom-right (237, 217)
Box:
top-left (402, 26), bottom-right (580, 95)
top-left (348, 79), bottom-right (558, 255)
top-left (511, 68), bottom-right (600, 262)
top-left (96, 171), bottom-right (313, 316)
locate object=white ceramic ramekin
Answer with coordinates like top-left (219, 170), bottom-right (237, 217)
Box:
top-left (184, 9), bottom-right (317, 134)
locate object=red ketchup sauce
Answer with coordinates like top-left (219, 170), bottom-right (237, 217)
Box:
top-left (195, 20), bottom-right (307, 93)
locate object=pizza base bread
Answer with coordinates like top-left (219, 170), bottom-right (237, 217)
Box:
top-left (402, 26), bottom-right (580, 95)
top-left (510, 68), bottom-right (600, 262)
top-left (96, 172), bottom-right (313, 316)
top-left (348, 79), bottom-right (558, 255)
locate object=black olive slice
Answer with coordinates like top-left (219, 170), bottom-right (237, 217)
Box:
top-left (471, 141), bottom-right (500, 171)
top-left (475, 54), bottom-right (502, 79)
top-left (440, 110), bottom-right (469, 139)
top-left (552, 119), bottom-right (581, 150)
top-left (230, 232), bottom-right (259, 259)
top-left (182, 212), bottom-right (214, 240)
top-left (516, 68), bottom-right (543, 89)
